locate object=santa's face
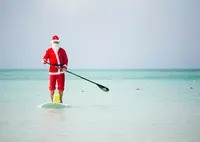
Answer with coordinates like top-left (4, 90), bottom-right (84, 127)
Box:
top-left (52, 41), bottom-right (60, 50)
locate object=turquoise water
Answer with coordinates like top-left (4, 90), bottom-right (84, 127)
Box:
top-left (0, 69), bottom-right (200, 142)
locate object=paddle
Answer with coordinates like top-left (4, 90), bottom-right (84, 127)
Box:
top-left (46, 62), bottom-right (109, 92)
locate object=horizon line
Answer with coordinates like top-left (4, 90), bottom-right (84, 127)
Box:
top-left (0, 68), bottom-right (200, 70)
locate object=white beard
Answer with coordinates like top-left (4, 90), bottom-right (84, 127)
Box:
top-left (52, 43), bottom-right (60, 51)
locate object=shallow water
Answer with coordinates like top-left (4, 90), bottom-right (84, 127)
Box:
top-left (0, 69), bottom-right (200, 142)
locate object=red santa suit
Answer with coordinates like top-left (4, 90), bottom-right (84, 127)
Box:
top-left (43, 35), bottom-right (68, 91)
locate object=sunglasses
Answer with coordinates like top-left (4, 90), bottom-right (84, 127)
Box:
top-left (53, 41), bottom-right (59, 44)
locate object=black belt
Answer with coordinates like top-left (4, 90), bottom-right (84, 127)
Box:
top-left (50, 64), bottom-right (64, 67)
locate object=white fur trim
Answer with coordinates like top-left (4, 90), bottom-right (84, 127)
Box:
top-left (52, 48), bottom-right (61, 74)
top-left (49, 72), bottom-right (64, 75)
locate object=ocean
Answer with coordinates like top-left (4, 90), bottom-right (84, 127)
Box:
top-left (0, 69), bottom-right (200, 142)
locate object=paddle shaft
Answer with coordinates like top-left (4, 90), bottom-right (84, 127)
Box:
top-left (66, 70), bottom-right (100, 85)
top-left (47, 62), bottom-right (99, 86)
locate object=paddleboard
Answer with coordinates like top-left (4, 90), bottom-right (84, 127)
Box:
top-left (38, 102), bottom-right (69, 109)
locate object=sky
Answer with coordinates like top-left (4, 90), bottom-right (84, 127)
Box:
top-left (0, 0), bottom-right (199, 69)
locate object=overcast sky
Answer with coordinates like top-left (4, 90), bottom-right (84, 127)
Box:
top-left (0, 0), bottom-right (199, 69)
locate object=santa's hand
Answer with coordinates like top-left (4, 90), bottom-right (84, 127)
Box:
top-left (62, 68), bottom-right (67, 72)
top-left (42, 59), bottom-right (47, 64)
top-left (61, 66), bottom-right (67, 72)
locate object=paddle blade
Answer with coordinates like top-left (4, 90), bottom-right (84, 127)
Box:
top-left (97, 84), bottom-right (109, 92)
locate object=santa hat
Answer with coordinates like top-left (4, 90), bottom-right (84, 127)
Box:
top-left (51, 35), bottom-right (60, 43)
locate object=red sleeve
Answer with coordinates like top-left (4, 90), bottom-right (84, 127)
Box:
top-left (43, 49), bottom-right (49, 60)
top-left (63, 49), bottom-right (68, 66)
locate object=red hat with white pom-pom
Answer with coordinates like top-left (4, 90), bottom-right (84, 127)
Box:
top-left (51, 35), bottom-right (60, 43)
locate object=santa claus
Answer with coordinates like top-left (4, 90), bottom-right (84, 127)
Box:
top-left (42, 35), bottom-right (68, 103)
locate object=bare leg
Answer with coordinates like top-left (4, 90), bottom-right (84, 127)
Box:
top-left (59, 91), bottom-right (63, 103)
top-left (50, 90), bottom-right (54, 102)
